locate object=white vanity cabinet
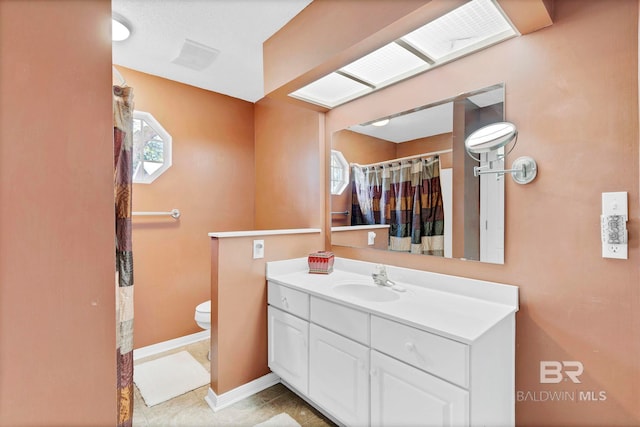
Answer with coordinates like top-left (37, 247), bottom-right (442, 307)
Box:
top-left (267, 283), bottom-right (310, 394)
top-left (266, 258), bottom-right (518, 427)
top-left (370, 316), bottom-right (470, 426)
top-left (309, 324), bottom-right (370, 426)
top-left (371, 350), bottom-right (468, 426)
top-left (308, 296), bottom-right (371, 426)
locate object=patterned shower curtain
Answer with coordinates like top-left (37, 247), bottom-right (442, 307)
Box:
top-left (352, 157), bottom-right (444, 256)
top-left (114, 85), bottom-right (134, 427)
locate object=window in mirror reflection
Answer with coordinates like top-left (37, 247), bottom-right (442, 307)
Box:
top-left (330, 150), bottom-right (349, 195)
top-left (132, 111), bottom-right (172, 184)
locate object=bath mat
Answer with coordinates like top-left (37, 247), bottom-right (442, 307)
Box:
top-left (254, 413), bottom-right (301, 427)
top-left (134, 350), bottom-right (209, 407)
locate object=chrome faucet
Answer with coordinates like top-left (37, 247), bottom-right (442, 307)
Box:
top-left (372, 264), bottom-right (395, 287)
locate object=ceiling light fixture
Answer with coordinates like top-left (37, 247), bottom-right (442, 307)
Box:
top-left (112, 15), bottom-right (131, 42)
top-left (289, 0), bottom-right (518, 109)
top-left (371, 119), bottom-right (390, 127)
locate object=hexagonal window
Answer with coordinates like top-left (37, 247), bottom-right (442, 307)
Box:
top-left (132, 111), bottom-right (172, 184)
top-left (330, 149), bottom-right (349, 195)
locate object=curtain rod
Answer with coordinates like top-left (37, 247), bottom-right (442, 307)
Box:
top-left (349, 148), bottom-right (452, 169)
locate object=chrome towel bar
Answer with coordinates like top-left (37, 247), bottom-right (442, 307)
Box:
top-left (132, 208), bottom-right (181, 219)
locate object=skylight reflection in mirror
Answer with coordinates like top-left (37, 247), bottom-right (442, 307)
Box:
top-left (289, 0), bottom-right (517, 109)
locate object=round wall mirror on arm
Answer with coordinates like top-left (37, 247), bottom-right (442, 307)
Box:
top-left (464, 121), bottom-right (537, 184)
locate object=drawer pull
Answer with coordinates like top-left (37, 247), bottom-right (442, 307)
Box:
top-left (405, 342), bottom-right (416, 352)
top-left (281, 296), bottom-right (289, 308)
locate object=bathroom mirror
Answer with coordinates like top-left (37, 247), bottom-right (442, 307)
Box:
top-left (330, 83), bottom-right (505, 264)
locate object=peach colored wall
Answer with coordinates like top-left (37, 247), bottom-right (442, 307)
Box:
top-left (266, 0), bottom-right (640, 425)
top-left (324, 1), bottom-right (640, 425)
top-left (332, 228), bottom-right (389, 251)
top-left (0, 1), bottom-right (116, 425)
top-left (333, 130), bottom-right (397, 163)
top-left (396, 132), bottom-right (453, 168)
top-left (116, 67), bottom-right (256, 348)
top-left (210, 233), bottom-right (323, 394)
top-left (254, 96), bottom-right (324, 231)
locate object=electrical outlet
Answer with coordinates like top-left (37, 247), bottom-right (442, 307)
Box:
top-left (253, 240), bottom-right (264, 259)
top-left (604, 243), bottom-right (627, 259)
top-left (601, 192), bottom-right (628, 260)
top-left (367, 231), bottom-right (376, 246)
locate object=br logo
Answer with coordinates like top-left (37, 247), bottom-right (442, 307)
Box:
top-left (540, 361), bottom-right (584, 384)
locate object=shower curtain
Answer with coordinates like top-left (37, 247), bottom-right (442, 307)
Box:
top-left (351, 156), bottom-right (444, 256)
top-left (114, 85), bottom-right (134, 427)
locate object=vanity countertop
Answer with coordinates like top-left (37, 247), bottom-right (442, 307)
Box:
top-left (266, 257), bottom-right (518, 344)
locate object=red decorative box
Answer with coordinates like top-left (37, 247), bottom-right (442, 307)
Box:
top-left (308, 251), bottom-right (334, 274)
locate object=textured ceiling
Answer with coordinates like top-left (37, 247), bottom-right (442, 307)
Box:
top-left (112, 0), bottom-right (313, 102)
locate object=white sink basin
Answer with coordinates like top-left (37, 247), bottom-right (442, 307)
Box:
top-left (333, 283), bottom-right (400, 302)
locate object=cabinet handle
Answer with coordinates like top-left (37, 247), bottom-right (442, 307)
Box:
top-left (371, 369), bottom-right (378, 377)
top-left (281, 296), bottom-right (288, 308)
top-left (405, 342), bottom-right (416, 352)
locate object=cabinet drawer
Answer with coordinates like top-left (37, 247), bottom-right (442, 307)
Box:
top-left (310, 297), bottom-right (369, 345)
top-left (268, 282), bottom-right (309, 320)
top-left (371, 316), bottom-right (469, 388)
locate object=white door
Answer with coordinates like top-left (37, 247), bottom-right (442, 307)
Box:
top-left (371, 351), bottom-right (468, 427)
top-left (480, 150), bottom-right (505, 263)
top-left (440, 168), bottom-right (453, 259)
top-left (309, 324), bottom-right (369, 426)
top-left (268, 306), bottom-right (309, 394)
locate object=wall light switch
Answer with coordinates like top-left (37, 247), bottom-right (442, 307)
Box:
top-left (253, 239), bottom-right (265, 259)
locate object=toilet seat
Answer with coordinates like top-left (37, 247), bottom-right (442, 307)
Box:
top-left (195, 300), bottom-right (211, 329)
top-left (196, 300), bottom-right (210, 315)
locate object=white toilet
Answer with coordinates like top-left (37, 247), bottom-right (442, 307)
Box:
top-left (194, 300), bottom-right (211, 330)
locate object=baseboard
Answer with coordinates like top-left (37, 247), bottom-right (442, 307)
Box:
top-left (133, 330), bottom-right (210, 361)
top-left (205, 373), bottom-right (281, 412)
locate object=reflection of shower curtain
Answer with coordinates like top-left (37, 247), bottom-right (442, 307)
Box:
top-left (114, 85), bottom-right (134, 427)
top-left (351, 157), bottom-right (444, 256)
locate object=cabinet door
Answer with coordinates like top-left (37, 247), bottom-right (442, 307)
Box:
top-left (309, 324), bottom-right (369, 426)
top-left (371, 351), bottom-right (468, 427)
top-left (268, 306), bottom-right (309, 394)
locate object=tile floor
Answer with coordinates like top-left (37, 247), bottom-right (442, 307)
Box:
top-left (133, 339), bottom-right (335, 427)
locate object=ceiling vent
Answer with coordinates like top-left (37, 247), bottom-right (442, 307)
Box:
top-left (171, 39), bottom-right (220, 71)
